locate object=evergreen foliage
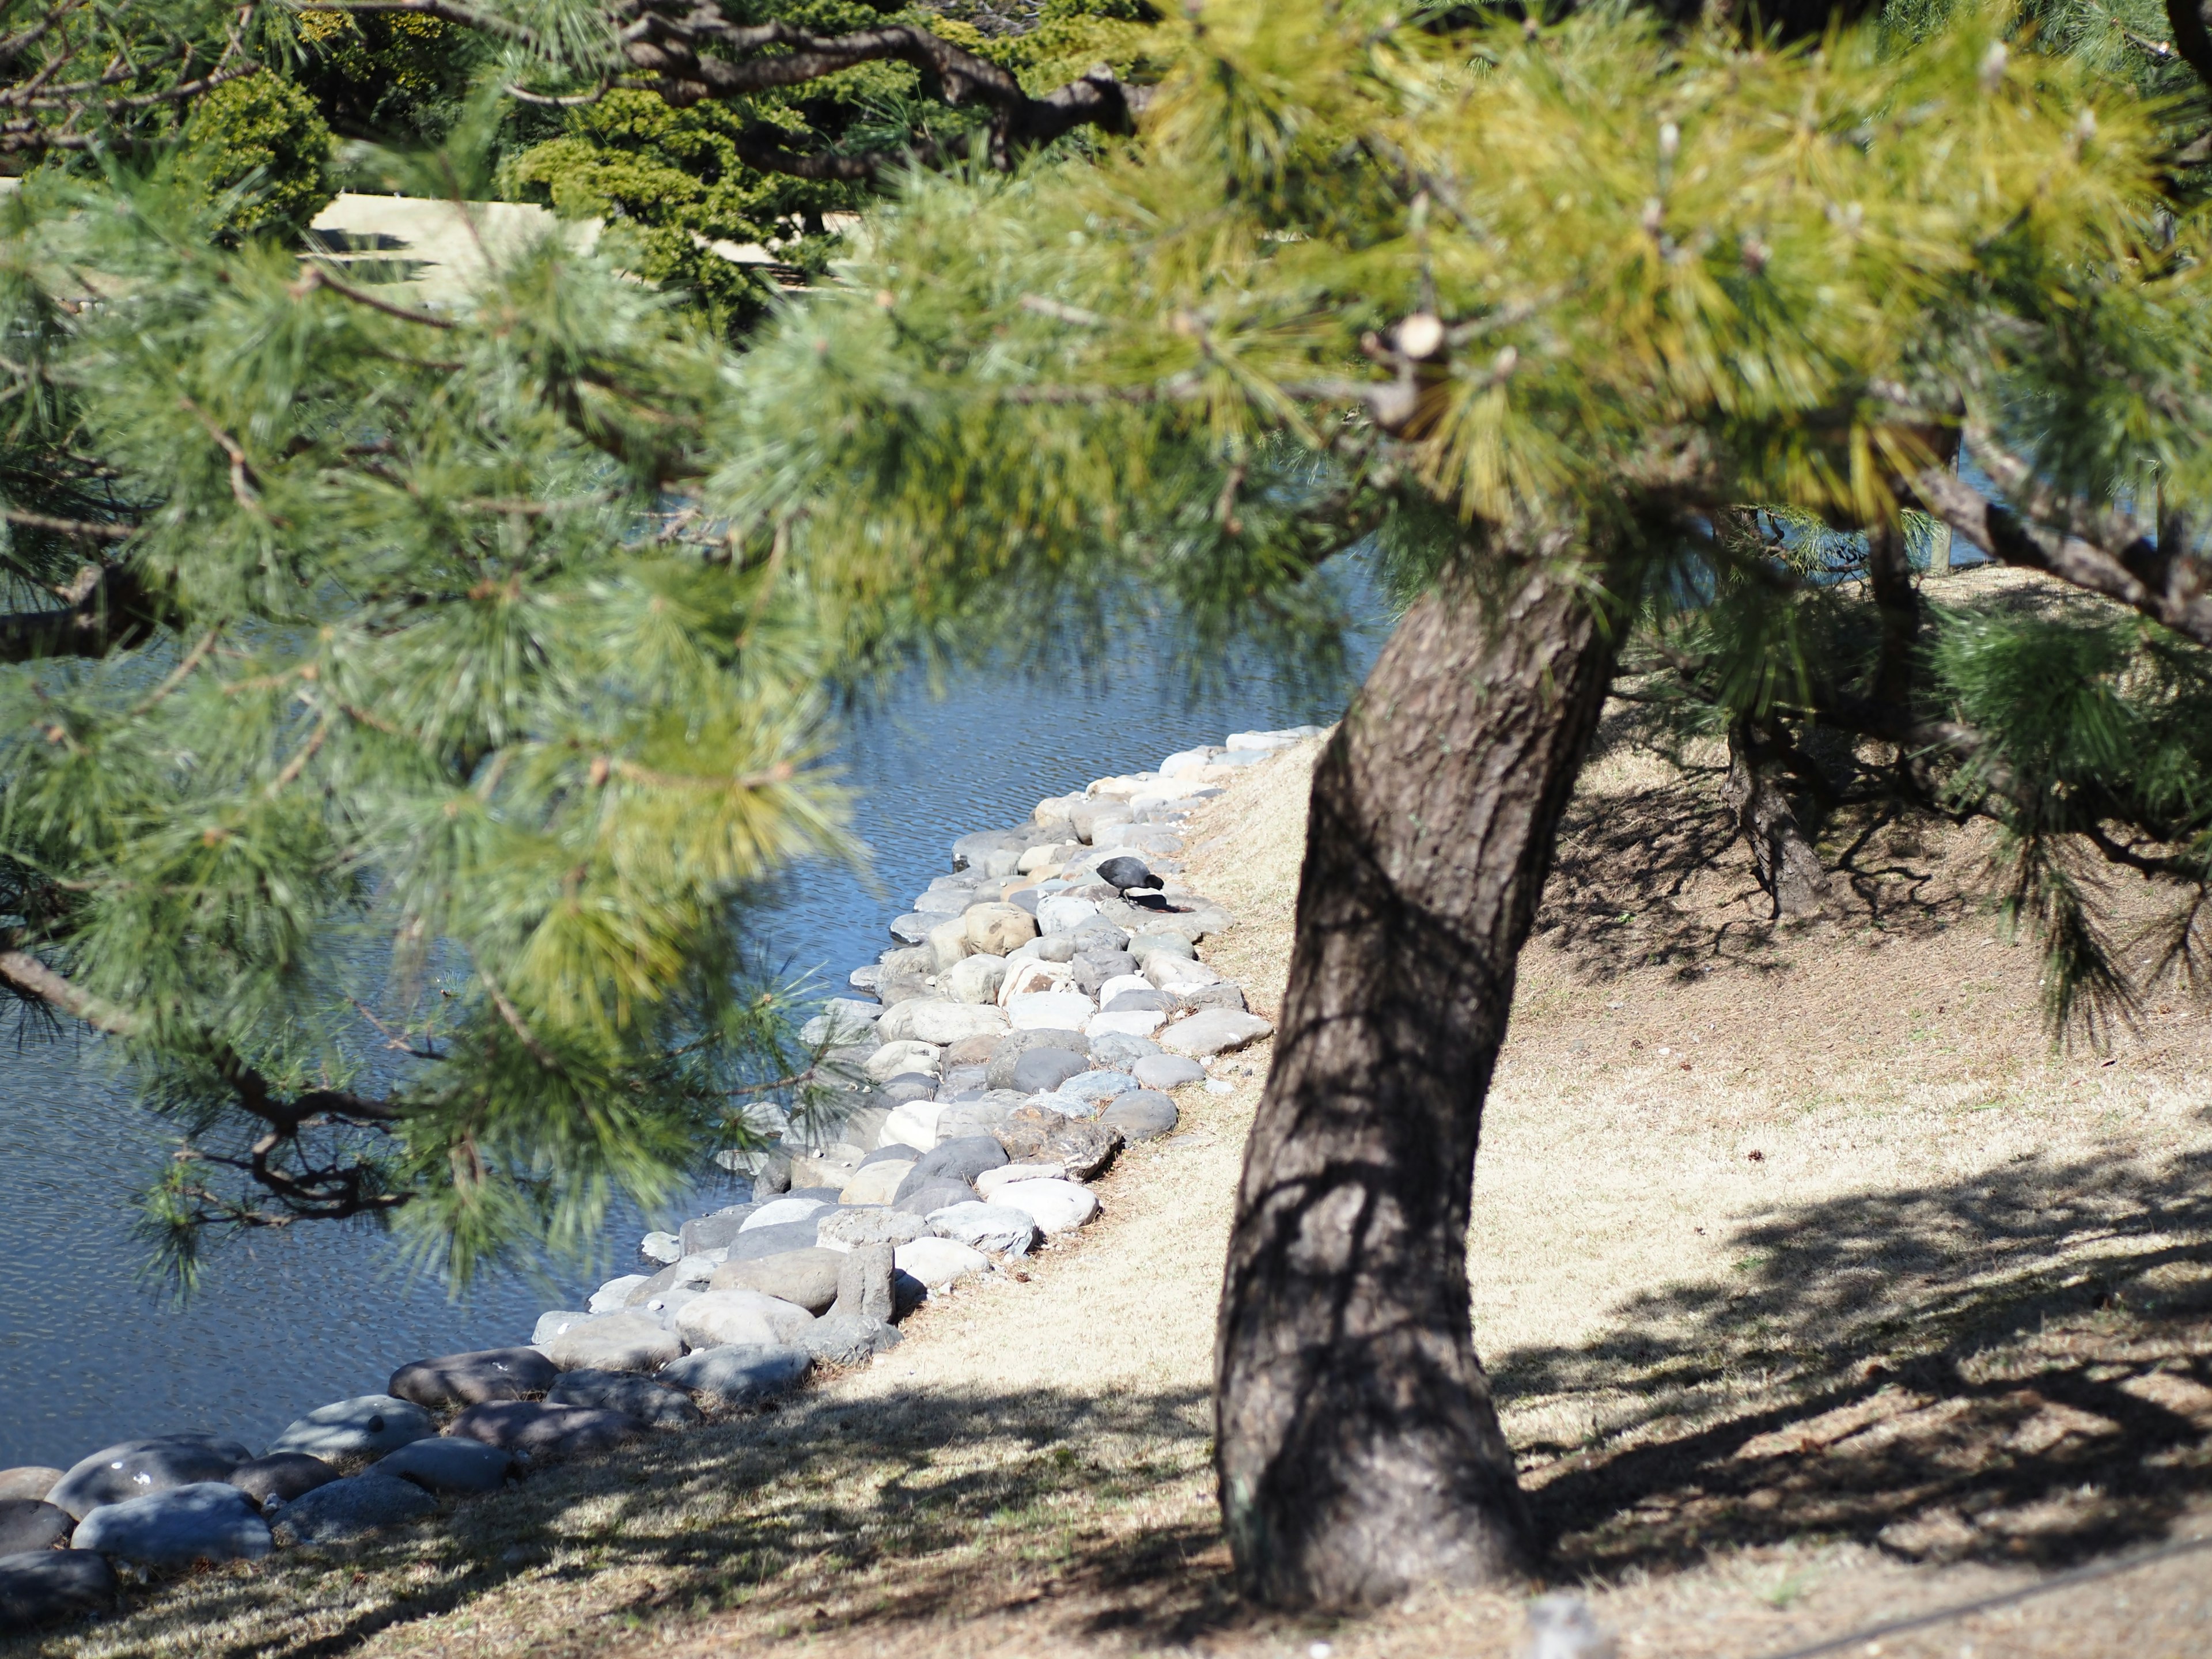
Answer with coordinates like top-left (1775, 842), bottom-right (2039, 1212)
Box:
top-left (179, 69), bottom-right (337, 241)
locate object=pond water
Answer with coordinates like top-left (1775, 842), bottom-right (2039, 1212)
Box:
top-left (0, 623), bottom-right (1379, 1471)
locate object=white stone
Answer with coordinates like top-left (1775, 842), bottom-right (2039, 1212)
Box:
top-left (1086, 1009), bottom-right (1165, 1039)
top-left (881, 1098), bottom-right (948, 1152)
top-left (1144, 953), bottom-right (1224, 991)
top-left (1225, 726), bottom-right (1320, 751)
top-left (1008, 991), bottom-right (1096, 1031)
top-left (638, 1231), bottom-right (683, 1266)
top-left (927, 1201), bottom-right (1039, 1256)
top-left (840, 1159), bottom-right (914, 1206)
top-left (993, 1179), bottom-right (1101, 1234)
top-left (998, 958), bottom-right (1072, 1005)
top-left (1158, 747), bottom-right (1221, 777)
top-left (863, 1039), bottom-right (943, 1082)
top-left (1033, 793), bottom-right (1084, 830)
top-left (947, 953), bottom-right (1009, 1005)
top-left (1097, 973), bottom-right (1152, 1003)
top-left (1159, 1008), bottom-right (1274, 1058)
top-left (975, 1162), bottom-right (1077, 1201)
top-left (927, 916), bottom-right (974, 972)
top-left (1017, 844), bottom-right (1060, 874)
top-left (742, 1196), bottom-right (830, 1232)
top-left (674, 1289), bottom-right (816, 1350)
top-left (893, 1236), bottom-right (990, 1290)
top-left (1037, 893), bottom-right (1101, 935)
top-left (1085, 774), bottom-right (1156, 801)
top-left (903, 1000), bottom-right (1010, 1046)
top-left (874, 998), bottom-right (945, 1042)
top-left (588, 1275), bottom-right (649, 1312)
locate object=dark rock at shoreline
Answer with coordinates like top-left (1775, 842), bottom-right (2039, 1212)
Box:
top-left (270, 1473), bottom-right (435, 1547)
top-left (0, 1550), bottom-right (114, 1627)
top-left (905, 1135), bottom-right (1007, 1190)
top-left (661, 1344), bottom-right (811, 1405)
top-left (71, 1483), bottom-right (270, 1565)
top-left (446, 1402), bottom-right (647, 1457)
top-left (546, 1370), bottom-right (701, 1429)
top-left (721, 1219), bottom-right (825, 1262)
top-left (48, 1436), bottom-right (253, 1520)
top-left (228, 1455), bottom-right (339, 1509)
top-left (544, 1312), bottom-right (684, 1373)
top-left (389, 1348), bottom-right (558, 1410)
top-left (375, 1438), bottom-right (515, 1495)
top-left (678, 1205), bottom-right (759, 1256)
top-left (0, 1501), bottom-right (71, 1555)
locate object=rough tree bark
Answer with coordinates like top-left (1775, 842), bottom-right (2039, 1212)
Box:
top-left (1214, 547), bottom-right (1624, 1608)
top-left (1723, 719), bottom-right (1829, 918)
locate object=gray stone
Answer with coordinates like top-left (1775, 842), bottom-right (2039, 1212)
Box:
top-left (907, 1134), bottom-right (1009, 1188)
top-left (532, 1310), bottom-right (592, 1346)
top-left (266, 1397), bottom-right (437, 1465)
top-left (887, 912), bottom-right (931, 944)
top-left (709, 1248), bottom-right (843, 1314)
top-left (1158, 1008), bottom-right (1272, 1058)
top-left (927, 1201), bottom-right (1039, 1256)
top-left (544, 1370), bottom-right (702, 1429)
top-left (227, 1455), bottom-right (338, 1509)
top-left (0, 1469), bottom-right (60, 1504)
top-left (0, 1550), bottom-right (113, 1628)
top-left (678, 1206), bottom-right (760, 1255)
top-left (639, 1230), bottom-right (684, 1265)
top-left (1127, 931), bottom-right (1197, 964)
top-left (1009, 1046), bottom-right (1090, 1094)
top-left (801, 1315), bottom-right (904, 1366)
top-left (1171, 979), bottom-right (1249, 1014)
top-left (0, 1501), bottom-right (71, 1555)
top-left (374, 1438), bottom-right (516, 1496)
top-left (268, 1473), bottom-right (435, 1547)
top-left (1105, 988), bottom-right (1172, 1013)
top-left (588, 1274), bottom-right (650, 1313)
top-left (934, 1099), bottom-right (1017, 1141)
top-left (1058, 1069), bottom-right (1139, 1104)
top-left (544, 1311), bottom-right (685, 1373)
top-left (1100, 1090), bottom-right (1180, 1141)
top-left (446, 1402), bottom-right (647, 1457)
top-left (815, 1206), bottom-right (928, 1249)
top-left (49, 1435), bottom-right (253, 1520)
top-left (751, 1152), bottom-right (793, 1196)
top-left (983, 1028), bottom-right (1088, 1090)
top-left (893, 1179), bottom-right (978, 1215)
top-left (1033, 931), bottom-right (1077, 962)
top-left (830, 1243), bottom-right (896, 1323)
top-left (875, 1071), bottom-right (939, 1105)
top-left (860, 1141), bottom-right (925, 1166)
top-left (995, 1109), bottom-right (1123, 1178)
top-left (660, 1344), bottom-right (813, 1404)
top-left (722, 1218), bottom-right (826, 1262)
top-left (1132, 1052), bottom-right (1206, 1090)
top-left (388, 1347), bottom-right (558, 1410)
top-left (71, 1483), bottom-right (270, 1565)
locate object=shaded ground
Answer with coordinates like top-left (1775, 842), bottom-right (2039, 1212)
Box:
top-left (12, 566), bottom-right (2211, 1658)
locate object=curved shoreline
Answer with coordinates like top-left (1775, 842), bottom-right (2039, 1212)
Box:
top-left (0, 725), bottom-right (1309, 1634)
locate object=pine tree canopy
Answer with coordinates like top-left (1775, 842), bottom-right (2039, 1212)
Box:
top-left (4, 0), bottom-right (2212, 1278)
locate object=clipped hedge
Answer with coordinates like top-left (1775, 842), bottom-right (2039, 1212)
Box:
top-left (180, 71), bottom-right (336, 243)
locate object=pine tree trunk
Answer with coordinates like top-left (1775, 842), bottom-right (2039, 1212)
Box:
top-left (1214, 554), bottom-right (1622, 1609)
top-left (1724, 719), bottom-right (1828, 918)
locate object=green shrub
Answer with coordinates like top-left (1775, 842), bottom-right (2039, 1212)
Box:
top-left (180, 71), bottom-right (336, 243)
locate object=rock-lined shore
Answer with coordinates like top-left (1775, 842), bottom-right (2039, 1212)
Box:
top-left (0, 728), bottom-right (1304, 1636)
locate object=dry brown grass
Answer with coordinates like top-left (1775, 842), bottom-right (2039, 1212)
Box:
top-left (14, 572), bottom-right (2212, 1658)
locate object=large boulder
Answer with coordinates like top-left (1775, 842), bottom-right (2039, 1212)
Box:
top-left (388, 1347), bottom-right (558, 1410)
top-left (446, 1402), bottom-right (647, 1457)
top-left (893, 1237), bottom-right (988, 1290)
top-left (674, 1290), bottom-right (817, 1351)
top-left (677, 1205), bottom-right (757, 1256)
top-left (1157, 1009), bottom-right (1273, 1058)
top-left (0, 1501), bottom-right (72, 1555)
top-left (721, 1218), bottom-right (828, 1262)
top-left (742, 1196), bottom-right (830, 1232)
top-left (266, 1396), bottom-right (438, 1464)
top-left (927, 1202), bottom-right (1039, 1256)
top-left (0, 1550), bottom-right (114, 1628)
top-left (268, 1473), bottom-right (437, 1548)
top-left (1088, 1009), bottom-right (1166, 1040)
top-left (0, 1469), bottom-right (60, 1503)
top-left (903, 1001), bottom-right (1010, 1046)
top-left (1142, 953), bottom-right (1224, 991)
top-left (1100, 1090), bottom-right (1180, 1141)
top-left (839, 1158), bottom-right (915, 1206)
top-left (1009, 1046), bottom-right (1089, 1094)
top-left (660, 1344), bottom-right (812, 1405)
top-left (709, 1248), bottom-right (843, 1315)
top-left (1127, 931), bottom-right (1197, 964)
top-left (227, 1455), bottom-right (339, 1509)
top-left (946, 952), bottom-right (1009, 1004)
top-left (373, 1439), bottom-right (514, 1496)
top-left (816, 1206), bottom-right (928, 1250)
top-left (906, 1134), bottom-right (1009, 1189)
top-left (864, 1040), bottom-right (942, 1083)
top-left (974, 1161), bottom-right (1069, 1200)
top-left (48, 1435), bottom-right (252, 1520)
top-left (993, 1178), bottom-right (1102, 1234)
top-left (926, 916), bottom-right (973, 972)
top-left (964, 903), bottom-right (1037, 956)
top-left (995, 1109), bottom-right (1123, 1178)
top-left (1058, 1069), bottom-right (1139, 1105)
top-left (545, 1370), bottom-right (702, 1429)
top-left (801, 1315), bottom-right (904, 1366)
top-left (893, 1178), bottom-right (978, 1216)
top-left (544, 1311), bottom-right (685, 1373)
top-left (70, 1483), bottom-right (270, 1566)
top-left (829, 1243), bottom-right (896, 1323)
top-left (588, 1274), bottom-right (650, 1313)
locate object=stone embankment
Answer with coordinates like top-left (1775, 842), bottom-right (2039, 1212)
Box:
top-left (0, 727), bottom-right (1309, 1636)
